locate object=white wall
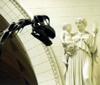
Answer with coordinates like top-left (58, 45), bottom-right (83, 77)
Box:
top-left (18, 0), bottom-right (100, 85)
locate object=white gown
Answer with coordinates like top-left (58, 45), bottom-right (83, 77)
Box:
top-left (61, 31), bottom-right (75, 84)
top-left (66, 31), bottom-right (96, 85)
top-left (61, 31), bottom-right (74, 65)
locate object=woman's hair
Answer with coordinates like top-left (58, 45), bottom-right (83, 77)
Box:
top-left (75, 18), bottom-right (87, 27)
top-left (63, 24), bottom-right (72, 31)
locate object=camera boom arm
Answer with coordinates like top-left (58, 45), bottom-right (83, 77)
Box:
top-left (0, 15), bottom-right (56, 46)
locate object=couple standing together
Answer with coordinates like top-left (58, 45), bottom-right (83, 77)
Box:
top-left (61, 18), bottom-right (97, 85)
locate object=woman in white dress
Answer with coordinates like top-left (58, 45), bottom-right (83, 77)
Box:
top-left (61, 24), bottom-right (76, 85)
top-left (66, 18), bottom-right (96, 85)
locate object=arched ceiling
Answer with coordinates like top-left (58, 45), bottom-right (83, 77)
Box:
top-left (0, 0), bottom-right (62, 85)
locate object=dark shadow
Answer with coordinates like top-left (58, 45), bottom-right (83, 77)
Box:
top-left (0, 14), bottom-right (38, 85)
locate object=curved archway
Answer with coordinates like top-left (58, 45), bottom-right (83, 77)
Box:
top-left (0, 14), bottom-right (38, 85)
